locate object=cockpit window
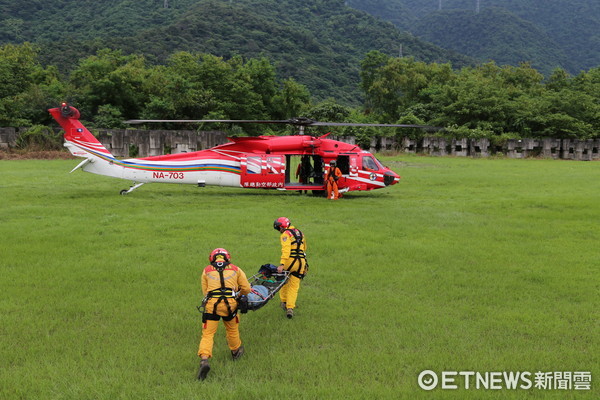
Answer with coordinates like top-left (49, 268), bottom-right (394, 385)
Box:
top-left (362, 156), bottom-right (379, 171)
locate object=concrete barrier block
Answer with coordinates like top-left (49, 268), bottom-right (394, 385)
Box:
top-left (470, 138), bottom-right (490, 157)
top-left (451, 138), bottom-right (468, 156)
top-left (0, 127), bottom-right (17, 148)
top-left (401, 137), bottom-right (416, 153)
top-left (542, 138), bottom-right (561, 159)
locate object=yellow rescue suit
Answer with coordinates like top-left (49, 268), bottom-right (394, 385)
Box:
top-left (278, 226), bottom-right (308, 309)
top-left (198, 259), bottom-right (251, 359)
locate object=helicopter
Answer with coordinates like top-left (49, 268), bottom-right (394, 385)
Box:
top-left (48, 103), bottom-right (434, 196)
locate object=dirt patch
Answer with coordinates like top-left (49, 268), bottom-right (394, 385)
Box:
top-left (0, 150), bottom-right (76, 160)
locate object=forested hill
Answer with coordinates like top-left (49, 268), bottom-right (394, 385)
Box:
top-left (0, 0), bottom-right (474, 104)
top-left (412, 8), bottom-right (570, 75)
top-left (347, 0), bottom-right (600, 75)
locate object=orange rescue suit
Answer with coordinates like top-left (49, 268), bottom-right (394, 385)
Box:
top-left (325, 166), bottom-right (343, 200)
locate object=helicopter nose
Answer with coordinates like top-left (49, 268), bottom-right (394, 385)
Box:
top-left (384, 171), bottom-right (399, 186)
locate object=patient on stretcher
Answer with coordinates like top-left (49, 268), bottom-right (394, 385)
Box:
top-left (242, 264), bottom-right (289, 311)
top-left (247, 285), bottom-right (270, 308)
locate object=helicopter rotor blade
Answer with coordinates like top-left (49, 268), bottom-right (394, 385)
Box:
top-left (309, 121), bottom-right (442, 130)
top-left (124, 118), bottom-right (441, 130)
top-left (124, 119), bottom-right (293, 125)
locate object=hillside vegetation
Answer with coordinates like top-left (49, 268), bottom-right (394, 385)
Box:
top-left (411, 8), bottom-right (569, 75)
top-left (348, 0), bottom-right (600, 74)
top-left (0, 0), bottom-right (473, 104)
top-left (0, 1), bottom-right (598, 140)
top-left (1, 43), bottom-right (599, 141)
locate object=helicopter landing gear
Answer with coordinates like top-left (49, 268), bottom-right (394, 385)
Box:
top-left (120, 182), bottom-right (145, 195)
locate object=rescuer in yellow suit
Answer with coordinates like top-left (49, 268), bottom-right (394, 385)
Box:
top-left (197, 248), bottom-right (251, 381)
top-left (273, 217), bottom-right (308, 319)
top-left (325, 160), bottom-right (343, 200)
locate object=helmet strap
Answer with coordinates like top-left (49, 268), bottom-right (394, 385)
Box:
top-left (212, 260), bottom-right (229, 270)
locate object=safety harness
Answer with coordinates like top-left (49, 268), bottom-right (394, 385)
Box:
top-left (284, 228), bottom-right (308, 279)
top-left (202, 261), bottom-right (238, 322)
top-left (327, 166), bottom-right (340, 182)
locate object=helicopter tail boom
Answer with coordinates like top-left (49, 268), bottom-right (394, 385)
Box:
top-left (48, 103), bottom-right (113, 159)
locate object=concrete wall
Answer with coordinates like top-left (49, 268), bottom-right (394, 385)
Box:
top-left (1, 128), bottom-right (599, 160)
top-left (94, 129), bottom-right (230, 158)
top-left (0, 128), bottom-right (229, 158)
top-left (356, 136), bottom-right (599, 161)
top-left (0, 127), bottom-right (19, 149)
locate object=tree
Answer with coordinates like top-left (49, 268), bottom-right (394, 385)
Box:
top-left (0, 43), bottom-right (66, 126)
top-left (237, 57), bottom-right (278, 118)
top-left (304, 98), bottom-right (352, 135)
top-left (69, 49), bottom-right (149, 120)
top-left (545, 68), bottom-right (571, 91)
top-left (139, 52), bottom-right (291, 134)
top-left (360, 50), bottom-right (391, 111)
top-left (272, 78), bottom-right (311, 120)
top-left (0, 43), bottom-right (39, 99)
top-left (361, 54), bottom-right (453, 122)
top-left (95, 104), bottom-right (126, 129)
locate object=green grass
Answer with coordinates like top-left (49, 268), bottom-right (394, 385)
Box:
top-left (1, 156), bottom-right (598, 399)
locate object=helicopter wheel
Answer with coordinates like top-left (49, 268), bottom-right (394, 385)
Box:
top-left (120, 189), bottom-right (128, 195)
top-left (311, 190), bottom-right (325, 196)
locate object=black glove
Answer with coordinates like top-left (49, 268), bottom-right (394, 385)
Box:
top-left (237, 295), bottom-right (249, 314)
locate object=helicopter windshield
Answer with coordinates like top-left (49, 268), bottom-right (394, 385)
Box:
top-left (374, 157), bottom-right (386, 169)
top-left (362, 155), bottom-right (382, 171)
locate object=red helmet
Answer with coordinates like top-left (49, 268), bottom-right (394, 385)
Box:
top-left (209, 248), bottom-right (231, 263)
top-left (273, 217), bottom-right (291, 231)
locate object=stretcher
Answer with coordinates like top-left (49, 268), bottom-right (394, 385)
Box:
top-left (243, 264), bottom-right (290, 311)
top-left (197, 264), bottom-right (290, 315)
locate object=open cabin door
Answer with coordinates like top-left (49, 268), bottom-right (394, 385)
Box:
top-left (240, 155), bottom-right (285, 189)
top-left (283, 154), bottom-right (326, 191)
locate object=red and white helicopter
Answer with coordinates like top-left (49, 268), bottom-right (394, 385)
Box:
top-left (49, 103), bottom-right (430, 195)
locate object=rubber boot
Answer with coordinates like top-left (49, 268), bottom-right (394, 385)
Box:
top-left (197, 359), bottom-right (210, 381)
top-left (231, 345), bottom-right (245, 361)
top-left (286, 308), bottom-right (294, 319)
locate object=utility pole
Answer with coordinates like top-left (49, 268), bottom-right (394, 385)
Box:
top-left (399, 44), bottom-right (403, 58)
top-left (475, 0), bottom-right (480, 14)
top-left (164, 0), bottom-right (168, 8)
top-left (438, 0), bottom-right (442, 11)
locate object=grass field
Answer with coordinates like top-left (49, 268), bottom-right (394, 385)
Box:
top-left (1, 155), bottom-right (598, 399)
